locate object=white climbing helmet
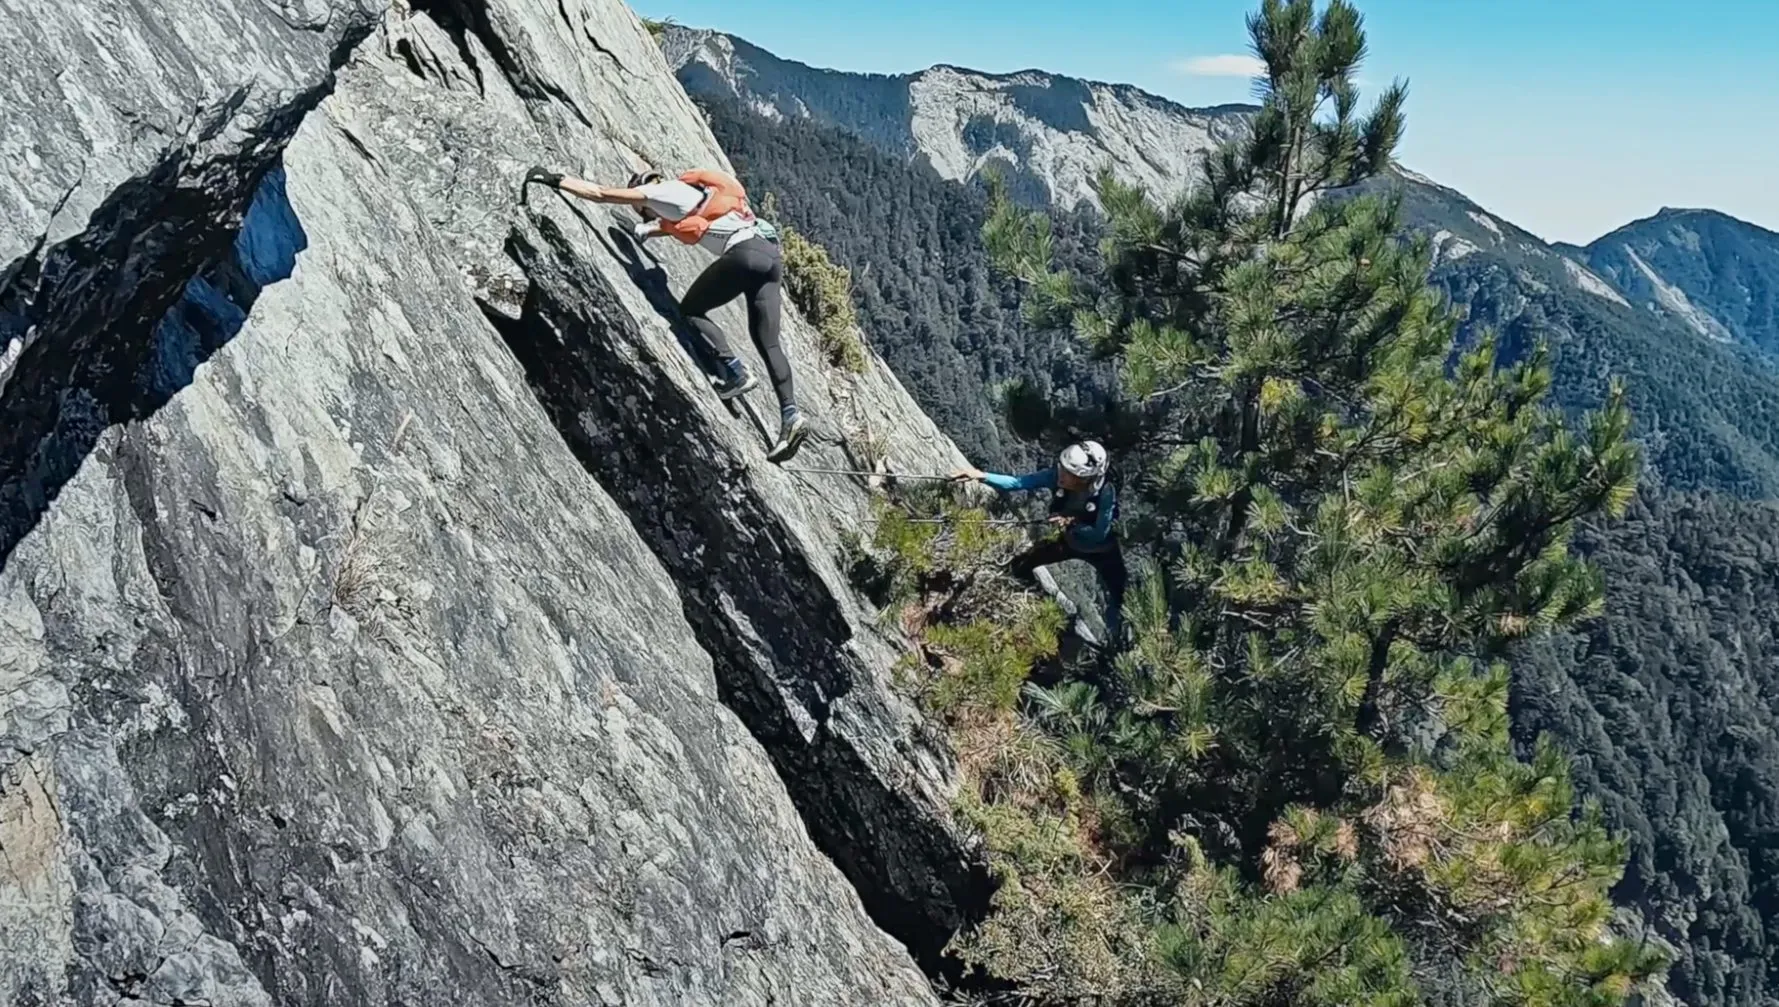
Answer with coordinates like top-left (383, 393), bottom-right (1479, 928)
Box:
top-left (1058, 440), bottom-right (1108, 481)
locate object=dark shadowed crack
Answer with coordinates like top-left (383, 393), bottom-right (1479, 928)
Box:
top-left (401, 0), bottom-right (488, 95)
top-left (0, 25), bottom-right (375, 571)
top-left (483, 214), bottom-right (993, 973)
top-left (410, 0), bottom-right (595, 127)
top-left (553, 0), bottom-right (638, 78)
top-left (471, 933), bottom-right (562, 1002)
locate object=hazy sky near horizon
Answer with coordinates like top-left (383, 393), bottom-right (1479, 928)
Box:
top-left (632, 0), bottom-right (1777, 245)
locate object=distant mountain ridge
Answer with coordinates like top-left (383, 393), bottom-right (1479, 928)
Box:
top-left (1373, 167), bottom-right (1779, 497)
top-left (660, 25), bottom-right (1251, 207)
top-left (663, 25), bottom-right (1779, 381)
top-left (1578, 207), bottom-right (1779, 354)
top-left (663, 23), bottom-right (1779, 496)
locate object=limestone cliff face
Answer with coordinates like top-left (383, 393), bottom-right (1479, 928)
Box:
top-left (0, 1), bottom-right (983, 1004)
top-left (661, 25), bottom-right (1252, 209)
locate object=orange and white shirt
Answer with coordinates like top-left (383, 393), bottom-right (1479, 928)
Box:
top-left (636, 170), bottom-right (767, 254)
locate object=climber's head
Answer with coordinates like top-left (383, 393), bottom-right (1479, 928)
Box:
top-left (628, 169), bottom-right (665, 219)
top-left (1057, 440), bottom-right (1108, 491)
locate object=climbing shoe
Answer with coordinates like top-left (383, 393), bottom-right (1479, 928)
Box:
top-left (710, 358), bottom-right (759, 400)
top-left (766, 408), bottom-right (810, 463)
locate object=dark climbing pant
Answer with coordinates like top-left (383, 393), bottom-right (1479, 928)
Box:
top-left (1010, 534), bottom-right (1129, 640)
top-left (680, 237), bottom-right (796, 412)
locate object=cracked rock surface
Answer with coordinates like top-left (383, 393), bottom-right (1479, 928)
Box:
top-left (1, 0), bottom-right (985, 1003)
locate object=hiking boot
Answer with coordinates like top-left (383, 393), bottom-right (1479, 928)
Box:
top-left (766, 408), bottom-right (810, 463)
top-left (711, 359), bottom-right (759, 400)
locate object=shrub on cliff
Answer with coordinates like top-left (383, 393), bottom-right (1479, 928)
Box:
top-left (760, 192), bottom-right (867, 372)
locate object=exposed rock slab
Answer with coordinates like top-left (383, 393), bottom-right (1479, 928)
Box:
top-left (337, 0), bottom-right (989, 964)
top-left (2, 0), bottom-right (986, 1002)
top-left (0, 0), bottom-right (383, 559)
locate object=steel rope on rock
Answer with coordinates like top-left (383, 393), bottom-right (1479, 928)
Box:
top-left (774, 464), bottom-right (1054, 527)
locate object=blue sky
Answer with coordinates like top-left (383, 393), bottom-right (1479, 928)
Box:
top-left (633, 0), bottom-right (1777, 245)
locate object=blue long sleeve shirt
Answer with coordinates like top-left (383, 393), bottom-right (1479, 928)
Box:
top-left (981, 468), bottom-right (1118, 551)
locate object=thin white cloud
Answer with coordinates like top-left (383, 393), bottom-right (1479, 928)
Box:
top-left (1171, 54), bottom-right (1266, 77)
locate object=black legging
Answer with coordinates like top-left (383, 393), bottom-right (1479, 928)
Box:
top-left (1010, 533), bottom-right (1128, 638)
top-left (679, 237), bottom-right (795, 412)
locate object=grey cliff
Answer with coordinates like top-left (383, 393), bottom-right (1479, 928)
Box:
top-left (1, 0), bottom-right (986, 1003)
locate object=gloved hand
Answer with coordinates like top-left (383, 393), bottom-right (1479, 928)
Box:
top-left (519, 166), bottom-right (564, 204)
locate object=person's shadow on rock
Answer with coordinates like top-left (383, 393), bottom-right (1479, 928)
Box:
top-left (592, 216), bottom-right (722, 380)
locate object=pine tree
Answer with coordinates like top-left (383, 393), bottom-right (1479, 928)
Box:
top-left (978, 0), bottom-right (1664, 1001)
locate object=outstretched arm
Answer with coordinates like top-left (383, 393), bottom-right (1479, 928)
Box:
top-left (984, 469), bottom-right (1057, 492)
top-left (560, 178), bottom-right (649, 205)
top-left (950, 466), bottom-right (1056, 493)
top-left (521, 167), bottom-right (650, 206)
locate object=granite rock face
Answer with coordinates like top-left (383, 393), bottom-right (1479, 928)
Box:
top-left (0, 0), bottom-right (985, 1003)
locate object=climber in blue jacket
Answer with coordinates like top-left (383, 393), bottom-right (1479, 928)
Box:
top-left (952, 440), bottom-right (1127, 645)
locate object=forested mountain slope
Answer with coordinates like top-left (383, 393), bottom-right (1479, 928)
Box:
top-left (1515, 489), bottom-right (1779, 1006)
top-left (684, 58), bottom-right (1779, 1006)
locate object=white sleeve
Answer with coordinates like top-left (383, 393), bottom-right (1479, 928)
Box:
top-left (636, 180), bottom-right (704, 221)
